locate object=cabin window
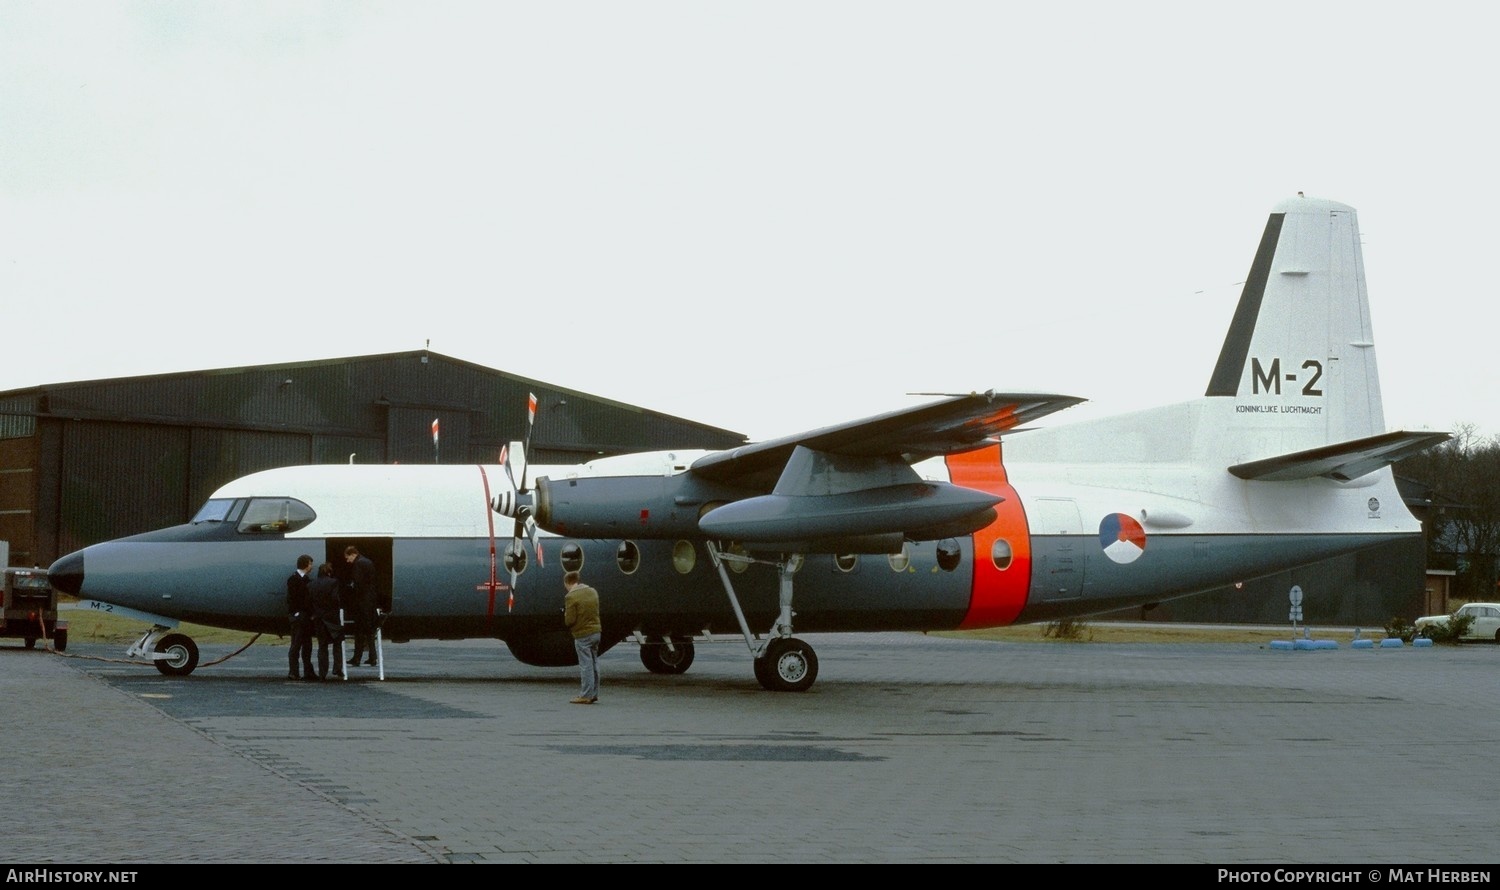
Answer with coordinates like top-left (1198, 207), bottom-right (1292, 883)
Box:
top-left (672, 540), bottom-right (696, 574)
top-left (834, 553), bottom-right (858, 573)
top-left (503, 541), bottom-right (527, 576)
top-left (936, 538), bottom-right (962, 572)
top-left (991, 538), bottom-right (1013, 571)
top-left (560, 543), bottom-right (584, 573)
top-left (236, 498), bottom-right (316, 534)
top-left (726, 542), bottom-right (750, 574)
top-left (887, 544), bottom-right (911, 573)
top-left (616, 541), bottom-right (640, 574)
top-left (191, 498), bottom-right (241, 523)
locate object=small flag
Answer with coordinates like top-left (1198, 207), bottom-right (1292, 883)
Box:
top-left (431, 418), bottom-right (440, 444)
top-left (527, 392), bottom-right (537, 425)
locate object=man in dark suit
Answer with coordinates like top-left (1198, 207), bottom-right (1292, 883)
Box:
top-left (308, 562), bottom-right (344, 680)
top-left (343, 545), bottom-right (379, 667)
top-left (285, 554), bottom-right (316, 681)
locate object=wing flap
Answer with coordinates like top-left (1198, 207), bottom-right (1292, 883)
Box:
top-left (1228, 430), bottom-right (1450, 482)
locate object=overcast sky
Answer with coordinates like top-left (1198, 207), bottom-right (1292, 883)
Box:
top-left (2, 2), bottom-right (1495, 444)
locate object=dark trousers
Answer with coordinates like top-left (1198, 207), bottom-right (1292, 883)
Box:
top-left (315, 631), bottom-right (341, 678)
top-left (347, 596), bottom-right (377, 663)
top-left (288, 617), bottom-right (314, 676)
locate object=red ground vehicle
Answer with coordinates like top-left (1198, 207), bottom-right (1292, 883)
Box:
top-left (2, 567), bottom-right (67, 651)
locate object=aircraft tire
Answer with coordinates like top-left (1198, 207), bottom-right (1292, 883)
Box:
top-left (24, 637), bottom-right (36, 650)
top-left (54, 629), bottom-right (67, 652)
top-left (154, 633), bottom-right (200, 677)
top-left (639, 640), bottom-right (695, 674)
top-left (756, 637), bottom-right (818, 693)
top-left (752, 648), bottom-right (772, 687)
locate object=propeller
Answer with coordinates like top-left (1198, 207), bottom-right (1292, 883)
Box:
top-left (490, 394), bottom-right (544, 609)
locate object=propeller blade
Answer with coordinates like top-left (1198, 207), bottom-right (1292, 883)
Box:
top-left (498, 444), bottom-right (513, 489)
top-left (502, 535), bottom-right (527, 611)
top-left (519, 392), bottom-right (536, 492)
top-left (528, 517), bottom-right (544, 568)
top-left (507, 555), bottom-right (519, 612)
top-left (497, 395), bottom-right (540, 611)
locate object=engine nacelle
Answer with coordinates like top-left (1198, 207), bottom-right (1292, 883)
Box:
top-left (698, 482), bottom-right (1000, 543)
top-left (534, 474), bottom-right (754, 539)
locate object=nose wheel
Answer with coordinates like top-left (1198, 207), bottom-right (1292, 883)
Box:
top-left (153, 632), bottom-right (200, 676)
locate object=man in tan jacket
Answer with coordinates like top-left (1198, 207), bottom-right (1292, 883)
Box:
top-left (563, 571), bottom-right (601, 704)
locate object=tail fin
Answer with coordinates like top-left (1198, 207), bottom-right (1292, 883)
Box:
top-left (1004, 195), bottom-right (1444, 475)
top-left (1206, 194), bottom-right (1446, 477)
top-left (1207, 195), bottom-right (1385, 451)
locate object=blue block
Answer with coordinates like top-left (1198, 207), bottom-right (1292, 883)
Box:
top-left (1270, 640), bottom-right (1294, 650)
top-left (1293, 638), bottom-right (1317, 650)
top-left (1411, 637), bottom-right (1433, 648)
top-left (1380, 638), bottom-right (1405, 648)
top-left (1314, 639), bottom-right (1339, 649)
top-left (1351, 639), bottom-right (1375, 649)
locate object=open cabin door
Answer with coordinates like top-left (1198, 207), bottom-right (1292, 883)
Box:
top-left (323, 537), bottom-right (395, 615)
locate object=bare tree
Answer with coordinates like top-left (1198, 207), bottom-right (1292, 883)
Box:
top-left (1403, 424), bottom-right (1500, 601)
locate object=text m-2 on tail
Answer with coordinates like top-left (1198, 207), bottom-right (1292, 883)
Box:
top-left (49, 195), bottom-right (1445, 691)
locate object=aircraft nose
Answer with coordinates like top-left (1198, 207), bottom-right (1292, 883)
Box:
top-left (49, 551), bottom-right (85, 596)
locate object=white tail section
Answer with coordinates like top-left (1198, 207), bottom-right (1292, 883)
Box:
top-left (1004, 195), bottom-right (1444, 476)
top-left (1206, 195), bottom-right (1383, 454)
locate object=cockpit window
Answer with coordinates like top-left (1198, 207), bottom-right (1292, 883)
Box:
top-left (191, 498), bottom-right (241, 523)
top-left (236, 498), bottom-right (316, 534)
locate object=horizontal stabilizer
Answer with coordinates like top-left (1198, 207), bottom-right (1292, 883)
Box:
top-left (1227, 430), bottom-right (1450, 482)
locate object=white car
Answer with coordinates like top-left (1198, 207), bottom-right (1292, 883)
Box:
top-left (1413, 602), bottom-right (1500, 642)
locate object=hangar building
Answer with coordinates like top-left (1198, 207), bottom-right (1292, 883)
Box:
top-left (0, 350), bottom-right (746, 569)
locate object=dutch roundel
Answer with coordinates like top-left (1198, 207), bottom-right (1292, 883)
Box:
top-left (1099, 513), bottom-right (1147, 564)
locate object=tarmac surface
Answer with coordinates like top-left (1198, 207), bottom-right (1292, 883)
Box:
top-left (3, 629), bottom-right (1499, 866)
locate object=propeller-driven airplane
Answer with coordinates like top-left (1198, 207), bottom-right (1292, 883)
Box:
top-left (48, 195), bottom-right (1447, 691)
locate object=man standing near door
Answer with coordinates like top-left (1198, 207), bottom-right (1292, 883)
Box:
top-left (343, 545), bottom-right (379, 667)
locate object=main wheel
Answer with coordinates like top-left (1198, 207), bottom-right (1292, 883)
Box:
top-left (755, 637), bottom-right (818, 692)
top-left (24, 637), bottom-right (36, 650)
top-left (154, 633), bottom-right (200, 676)
top-left (640, 640), bottom-right (695, 674)
top-left (54, 628), bottom-right (67, 652)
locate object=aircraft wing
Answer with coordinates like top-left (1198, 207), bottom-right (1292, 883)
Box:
top-left (1227, 430), bottom-right (1450, 482)
top-left (689, 391), bottom-right (1084, 488)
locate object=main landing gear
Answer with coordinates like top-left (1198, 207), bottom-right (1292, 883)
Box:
top-left (706, 542), bottom-right (820, 693)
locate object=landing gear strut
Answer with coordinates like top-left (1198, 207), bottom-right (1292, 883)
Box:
top-left (707, 542), bottom-right (819, 692)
